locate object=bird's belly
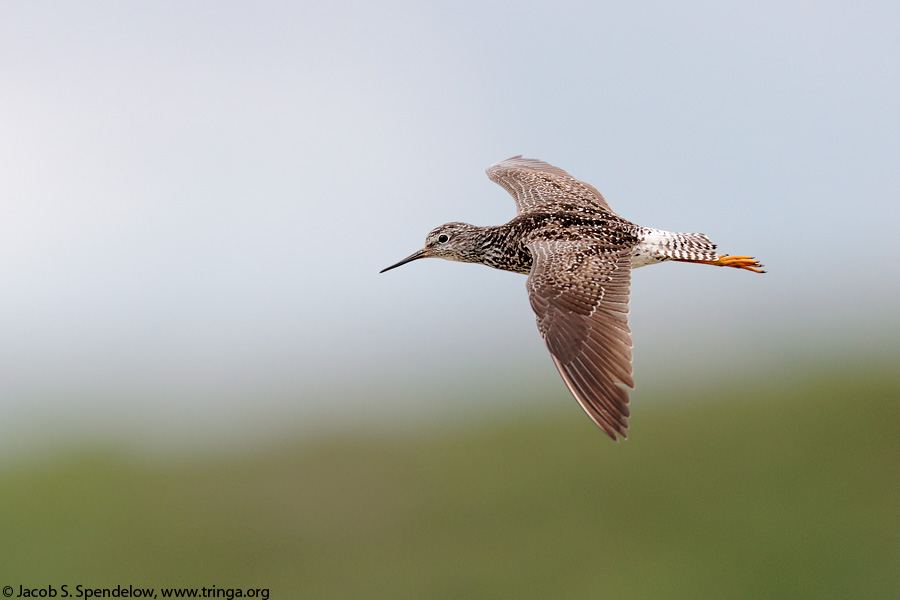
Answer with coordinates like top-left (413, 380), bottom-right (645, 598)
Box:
top-left (630, 243), bottom-right (669, 269)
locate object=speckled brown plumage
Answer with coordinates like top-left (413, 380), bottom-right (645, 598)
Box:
top-left (381, 156), bottom-right (764, 440)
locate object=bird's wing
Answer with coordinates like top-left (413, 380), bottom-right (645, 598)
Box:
top-left (526, 241), bottom-right (634, 440)
top-left (486, 156), bottom-right (616, 215)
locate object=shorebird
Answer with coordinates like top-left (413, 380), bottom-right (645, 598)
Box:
top-left (381, 156), bottom-right (764, 440)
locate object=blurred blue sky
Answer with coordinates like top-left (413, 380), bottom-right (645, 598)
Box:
top-left (2, 1), bottom-right (898, 451)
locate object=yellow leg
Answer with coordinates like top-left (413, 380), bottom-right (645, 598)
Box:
top-left (706, 254), bottom-right (766, 273)
top-left (676, 254), bottom-right (765, 273)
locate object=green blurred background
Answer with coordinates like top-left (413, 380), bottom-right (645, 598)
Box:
top-left (2, 1), bottom-right (899, 597)
top-left (2, 364), bottom-right (898, 598)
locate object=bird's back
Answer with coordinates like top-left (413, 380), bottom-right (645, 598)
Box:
top-left (480, 210), bottom-right (641, 275)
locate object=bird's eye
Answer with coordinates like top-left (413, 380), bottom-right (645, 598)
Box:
top-left (437, 234), bottom-right (449, 243)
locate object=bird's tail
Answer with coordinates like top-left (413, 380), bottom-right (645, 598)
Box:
top-left (642, 228), bottom-right (719, 262)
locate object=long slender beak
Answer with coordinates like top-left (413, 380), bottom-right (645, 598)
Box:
top-left (380, 249), bottom-right (428, 273)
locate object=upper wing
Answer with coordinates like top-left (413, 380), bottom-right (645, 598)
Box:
top-left (526, 241), bottom-right (634, 440)
top-left (486, 156), bottom-right (616, 215)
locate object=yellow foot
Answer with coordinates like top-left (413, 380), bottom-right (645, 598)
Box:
top-left (712, 254), bottom-right (766, 273)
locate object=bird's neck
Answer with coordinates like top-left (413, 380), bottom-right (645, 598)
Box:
top-left (480, 225), bottom-right (532, 274)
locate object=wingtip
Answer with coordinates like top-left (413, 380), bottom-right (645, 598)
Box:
top-left (486, 154), bottom-right (525, 172)
top-left (597, 421), bottom-right (629, 442)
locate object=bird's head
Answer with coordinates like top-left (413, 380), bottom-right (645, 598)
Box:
top-left (380, 222), bottom-right (485, 273)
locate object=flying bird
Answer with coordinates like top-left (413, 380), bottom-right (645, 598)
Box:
top-left (381, 156), bottom-right (764, 440)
